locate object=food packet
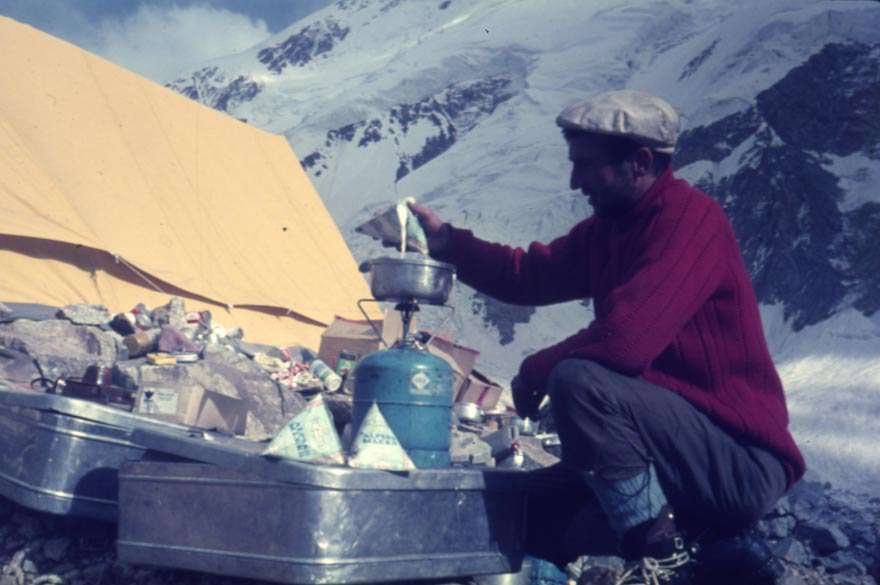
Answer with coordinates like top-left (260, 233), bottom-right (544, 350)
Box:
top-left (262, 394), bottom-right (345, 464)
top-left (355, 197), bottom-right (429, 255)
top-left (348, 402), bottom-right (417, 471)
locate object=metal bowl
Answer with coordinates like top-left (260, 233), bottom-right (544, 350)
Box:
top-left (360, 256), bottom-right (455, 305)
top-left (454, 401), bottom-right (484, 424)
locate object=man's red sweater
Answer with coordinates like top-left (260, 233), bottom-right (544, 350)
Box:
top-left (434, 168), bottom-right (805, 486)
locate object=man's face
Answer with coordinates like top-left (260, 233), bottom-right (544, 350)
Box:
top-left (567, 135), bottom-right (638, 218)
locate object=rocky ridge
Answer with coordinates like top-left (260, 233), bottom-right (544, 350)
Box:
top-left (676, 42), bottom-right (880, 330)
top-left (167, 66), bottom-right (261, 116)
top-left (301, 75), bottom-right (520, 183)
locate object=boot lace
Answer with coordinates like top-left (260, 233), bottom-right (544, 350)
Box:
top-left (614, 550), bottom-right (691, 585)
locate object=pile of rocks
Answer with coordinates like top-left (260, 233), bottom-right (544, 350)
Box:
top-left (0, 298), bottom-right (311, 439)
top-left (0, 496), bottom-right (264, 585)
top-left (754, 480), bottom-right (880, 585)
top-left (570, 479), bottom-right (879, 585)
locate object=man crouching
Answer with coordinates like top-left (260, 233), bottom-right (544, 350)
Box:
top-left (405, 90), bottom-right (804, 585)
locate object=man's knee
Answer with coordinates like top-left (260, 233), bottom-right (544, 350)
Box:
top-left (547, 359), bottom-right (611, 405)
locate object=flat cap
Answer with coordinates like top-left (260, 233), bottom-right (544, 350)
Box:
top-left (556, 90), bottom-right (680, 154)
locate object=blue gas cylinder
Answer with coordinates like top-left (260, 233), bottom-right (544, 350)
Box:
top-left (352, 347), bottom-right (454, 468)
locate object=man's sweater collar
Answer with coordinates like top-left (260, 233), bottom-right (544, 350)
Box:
top-left (604, 167), bottom-right (675, 227)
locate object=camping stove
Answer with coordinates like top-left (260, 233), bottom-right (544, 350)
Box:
top-left (355, 256), bottom-right (457, 468)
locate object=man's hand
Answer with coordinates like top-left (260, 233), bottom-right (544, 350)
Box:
top-left (511, 374), bottom-right (544, 420)
top-left (407, 201), bottom-right (451, 253)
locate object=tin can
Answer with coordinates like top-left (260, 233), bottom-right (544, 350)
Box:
top-left (123, 330), bottom-right (159, 358)
top-left (309, 359), bottom-right (343, 392)
top-left (336, 351), bottom-right (359, 376)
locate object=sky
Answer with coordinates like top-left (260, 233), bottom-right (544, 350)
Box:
top-left (0, 0), bottom-right (332, 82)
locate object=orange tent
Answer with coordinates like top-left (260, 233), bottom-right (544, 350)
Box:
top-left (0, 17), bottom-right (374, 348)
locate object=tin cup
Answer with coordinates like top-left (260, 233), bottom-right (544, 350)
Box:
top-left (310, 359), bottom-right (343, 392)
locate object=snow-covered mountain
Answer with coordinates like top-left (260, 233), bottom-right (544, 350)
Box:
top-left (166, 0), bottom-right (880, 494)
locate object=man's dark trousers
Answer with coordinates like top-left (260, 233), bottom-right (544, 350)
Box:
top-left (525, 359), bottom-right (788, 565)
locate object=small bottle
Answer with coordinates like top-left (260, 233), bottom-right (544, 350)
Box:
top-left (335, 351), bottom-right (358, 376)
top-left (310, 359), bottom-right (343, 392)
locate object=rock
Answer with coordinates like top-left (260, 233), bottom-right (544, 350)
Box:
top-left (518, 435), bottom-right (560, 469)
top-left (774, 495), bottom-right (793, 516)
top-left (50, 564), bottom-right (75, 576)
top-left (822, 551), bottom-right (867, 576)
top-left (0, 346), bottom-right (39, 388)
top-left (201, 345), bottom-right (305, 437)
top-left (0, 303), bottom-right (58, 323)
top-left (848, 521), bottom-right (878, 547)
top-left (41, 538), bottom-right (69, 562)
top-left (323, 392), bottom-right (353, 434)
top-left (777, 568), bottom-right (811, 585)
top-left (79, 564), bottom-right (106, 583)
top-left (114, 344), bottom-right (305, 438)
top-left (577, 566), bottom-right (618, 585)
top-left (765, 515), bottom-right (798, 539)
top-left (150, 297), bottom-right (187, 331)
top-left (156, 326), bottom-right (199, 354)
top-left (481, 426), bottom-right (518, 458)
top-left (12, 513), bottom-right (41, 539)
top-left (773, 536), bottom-right (812, 565)
top-left (450, 429), bottom-right (493, 466)
top-left (790, 480), bottom-right (827, 519)
top-left (58, 304), bottom-right (111, 327)
top-left (797, 521), bottom-right (852, 555)
top-left (0, 320), bottom-right (120, 382)
top-left (576, 556), bottom-right (625, 585)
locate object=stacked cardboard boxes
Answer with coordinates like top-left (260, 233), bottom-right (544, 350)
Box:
top-left (317, 314), bottom-right (504, 411)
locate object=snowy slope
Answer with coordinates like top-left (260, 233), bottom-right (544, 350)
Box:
top-left (167, 0), bottom-right (880, 494)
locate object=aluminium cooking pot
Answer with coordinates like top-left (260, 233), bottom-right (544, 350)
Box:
top-left (359, 256), bottom-right (455, 305)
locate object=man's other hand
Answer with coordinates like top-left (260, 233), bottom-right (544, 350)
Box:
top-left (511, 374), bottom-right (543, 420)
top-left (408, 201), bottom-right (451, 253)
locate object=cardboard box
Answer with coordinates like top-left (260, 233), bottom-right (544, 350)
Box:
top-left (134, 384), bottom-right (247, 435)
top-left (455, 369), bottom-right (504, 411)
top-left (318, 315), bottom-right (482, 396)
top-left (317, 311), bottom-right (406, 370)
top-left (424, 335), bottom-right (480, 395)
top-left (427, 336), bottom-right (479, 380)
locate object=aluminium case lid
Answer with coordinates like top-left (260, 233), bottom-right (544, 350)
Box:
top-left (0, 386), bottom-right (195, 435)
top-left (130, 426), bottom-right (529, 492)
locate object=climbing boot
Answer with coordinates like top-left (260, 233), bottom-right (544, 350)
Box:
top-left (615, 505), bottom-right (694, 585)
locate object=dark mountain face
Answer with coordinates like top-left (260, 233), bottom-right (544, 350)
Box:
top-left (301, 76), bottom-right (518, 181)
top-left (257, 18), bottom-right (350, 73)
top-left (676, 42), bottom-right (880, 330)
top-left (167, 67), bottom-right (261, 115)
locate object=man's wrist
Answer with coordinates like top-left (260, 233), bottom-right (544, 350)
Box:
top-left (429, 223), bottom-right (452, 254)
